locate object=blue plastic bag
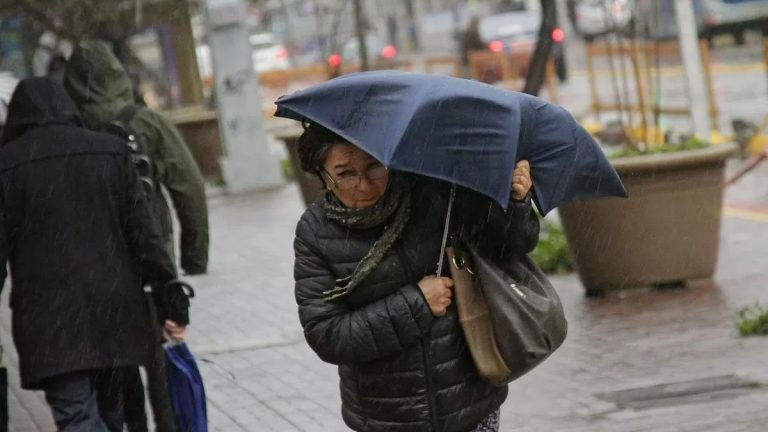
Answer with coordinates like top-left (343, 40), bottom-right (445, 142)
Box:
top-left (165, 342), bottom-right (208, 432)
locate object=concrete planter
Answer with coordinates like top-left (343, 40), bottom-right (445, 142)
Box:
top-left (169, 109), bottom-right (223, 181)
top-left (272, 128), bottom-right (325, 207)
top-left (558, 143), bottom-right (737, 295)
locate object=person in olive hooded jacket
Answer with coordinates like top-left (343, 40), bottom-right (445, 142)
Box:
top-left (64, 39), bottom-right (209, 275)
top-left (64, 40), bottom-right (209, 432)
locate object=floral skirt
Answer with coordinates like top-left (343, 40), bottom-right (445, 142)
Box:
top-left (470, 409), bottom-right (500, 432)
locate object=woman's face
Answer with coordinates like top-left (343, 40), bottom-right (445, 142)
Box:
top-left (322, 143), bottom-right (388, 209)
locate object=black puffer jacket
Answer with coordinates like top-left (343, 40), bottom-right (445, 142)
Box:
top-left (294, 176), bottom-right (539, 432)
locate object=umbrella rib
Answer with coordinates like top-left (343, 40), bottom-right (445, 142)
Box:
top-left (435, 184), bottom-right (457, 276)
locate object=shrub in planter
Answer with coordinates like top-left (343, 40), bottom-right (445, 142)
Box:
top-left (531, 218), bottom-right (574, 275)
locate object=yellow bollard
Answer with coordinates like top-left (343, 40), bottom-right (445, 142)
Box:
top-left (709, 130), bottom-right (729, 146)
top-left (628, 125), bottom-right (665, 148)
top-left (582, 121), bottom-right (603, 136)
top-left (645, 125), bottom-right (665, 148)
top-left (748, 133), bottom-right (768, 155)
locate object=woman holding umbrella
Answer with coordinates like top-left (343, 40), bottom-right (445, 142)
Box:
top-left (292, 121), bottom-right (538, 432)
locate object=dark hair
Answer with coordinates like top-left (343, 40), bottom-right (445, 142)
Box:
top-left (297, 121), bottom-right (347, 175)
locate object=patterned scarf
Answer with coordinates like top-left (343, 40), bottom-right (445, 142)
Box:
top-left (322, 173), bottom-right (411, 301)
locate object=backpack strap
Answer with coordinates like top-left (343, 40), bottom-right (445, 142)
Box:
top-left (110, 105), bottom-right (155, 196)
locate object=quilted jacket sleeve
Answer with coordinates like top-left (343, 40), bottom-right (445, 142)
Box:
top-left (293, 215), bottom-right (435, 365)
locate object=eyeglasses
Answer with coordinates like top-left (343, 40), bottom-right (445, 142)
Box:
top-left (322, 165), bottom-right (388, 190)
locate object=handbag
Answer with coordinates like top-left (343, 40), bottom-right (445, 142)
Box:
top-left (446, 244), bottom-right (567, 385)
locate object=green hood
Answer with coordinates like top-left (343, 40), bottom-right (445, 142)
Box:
top-left (64, 40), bottom-right (134, 129)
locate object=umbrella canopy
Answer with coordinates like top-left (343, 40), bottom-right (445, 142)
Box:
top-left (275, 70), bottom-right (626, 214)
top-left (165, 342), bottom-right (208, 432)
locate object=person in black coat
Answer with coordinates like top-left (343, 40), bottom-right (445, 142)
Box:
top-left (293, 122), bottom-right (539, 432)
top-left (460, 16), bottom-right (488, 77)
top-left (0, 77), bottom-right (180, 432)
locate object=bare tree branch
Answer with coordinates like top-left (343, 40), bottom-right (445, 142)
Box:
top-left (12, 0), bottom-right (76, 39)
top-left (4, 0), bottom-right (143, 42)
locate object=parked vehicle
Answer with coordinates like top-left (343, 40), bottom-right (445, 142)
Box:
top-left (194, 32), bottom-right (289, 88)
top-left (249, 33), bottom-right (290, 72)
top-left (637, 0), bottom-right (768, 44)
top-left (0, 70), bottom-right (19, 128)
top-left (420, 8), bottom-right (568, 82)
top-left (480, 11), bottom-right (568, 82)
top-left (327, 34), bottom-right (399, 68)
top-left (570, 0), bottom-right (635, 41)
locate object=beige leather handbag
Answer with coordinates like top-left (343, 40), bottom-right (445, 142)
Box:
top-left (446, 244), bottom-right (567, 385)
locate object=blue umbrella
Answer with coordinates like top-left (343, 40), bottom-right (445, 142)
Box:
top-left (165, 342), bottom-right (208, 432)
top-left (275, 70), bottom-right (627, 215)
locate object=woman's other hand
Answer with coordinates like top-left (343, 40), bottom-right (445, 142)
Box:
top-left (418, 276), bottom-right (454, 317)
top-left (512, 160), bottom-right (532, 201)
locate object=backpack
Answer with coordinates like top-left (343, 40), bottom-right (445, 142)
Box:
top-left (101, 105), bottom-right (156, 197)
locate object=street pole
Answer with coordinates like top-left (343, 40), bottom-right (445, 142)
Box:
top-left (451, 0), bottom-right (462, 59)
top-left (277, 0), bottom-right (297, 67)
top-left (353, 0), bottom-right (369, 71)
top-left (402, 0), bottom-right (420, 52)
top-left (312, 0), bottom-right (325, 62)
top-left (203, 0), bottom-right (283, 193)
top-left (523, 0), bottom-right (556, 95)
top-left (674, 0), bottom-right (712, 138)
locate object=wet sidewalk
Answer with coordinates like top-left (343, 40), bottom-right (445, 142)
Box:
top-left (2, 161), bottom-right (768, 431)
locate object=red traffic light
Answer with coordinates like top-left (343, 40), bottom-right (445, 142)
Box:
top-left (551, 28), bottom-right (565, 43)
top-left (488, 40), bottom-right (504, 52)
top-left (328, 53), bottom-right (342, 68)
top-left (381, 44), bottom-right (397, 59)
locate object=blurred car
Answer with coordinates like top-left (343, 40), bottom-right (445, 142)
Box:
top-left (195, 32), bottom-right (290, 81)
top-left (195, 44), bottom-right (212, 80)
top-left (637, 0), bottom-right (768, 44)
top-left (479, 11), bottom-right (568, 82)
top-left (0, 70), bottom-right (19, 128)
top-left (249, 33), bottom-right (290, 72)
top-left (418, 7), bottom-right (568, 82)
top-left (571, 0), bottom-right (635, 41)
top-left (327, 34), bottom-right (400, 69)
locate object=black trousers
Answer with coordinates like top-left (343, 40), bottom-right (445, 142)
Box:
top-left (42, 368), bottom-right (126, 432)
top-left (123, 367), bottom-right (148, 432)
top-left (123, 293), bottom-right (178, 432)
top-left (123, 348), bottom-right (177, 432)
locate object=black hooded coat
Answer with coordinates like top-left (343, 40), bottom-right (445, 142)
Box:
top-left (0, 78), bottom-right (175, 389)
